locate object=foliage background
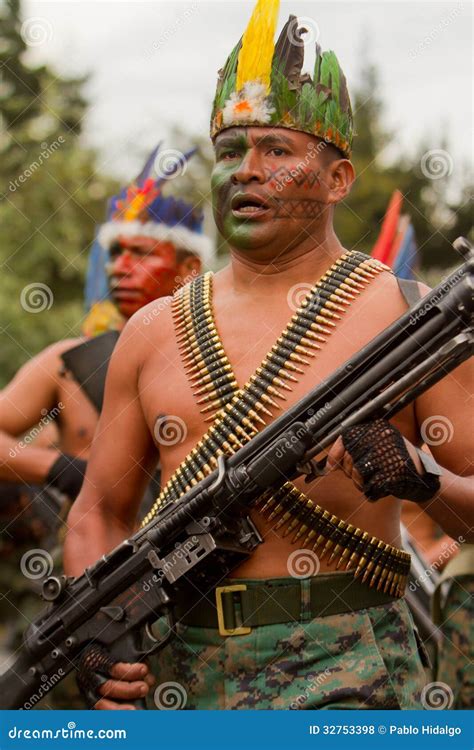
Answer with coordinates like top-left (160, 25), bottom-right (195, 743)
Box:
top-left (0, 0), bottom-right (472, 386)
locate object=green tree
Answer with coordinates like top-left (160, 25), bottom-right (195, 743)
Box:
top-left (0, 0), bottom-right (117, 386)
top-left (335, 57), bottom-right (466, 271)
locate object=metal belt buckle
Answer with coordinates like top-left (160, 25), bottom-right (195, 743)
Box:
top-left (215, 584), bottom-right (251, 637)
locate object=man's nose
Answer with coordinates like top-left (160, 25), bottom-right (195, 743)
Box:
top-left (231, 149), bottom-right (266, 185)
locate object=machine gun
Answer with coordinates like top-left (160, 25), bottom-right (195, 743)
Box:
top-left (1, 238), bottom-right (472, 709)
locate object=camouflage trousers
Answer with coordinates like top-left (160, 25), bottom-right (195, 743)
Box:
top-left (435, 577), bottom-right (474, 709)
top-left (150, 574), bottom-right (428, 710)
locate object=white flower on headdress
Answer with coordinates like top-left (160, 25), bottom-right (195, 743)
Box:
top-left (222, 82), bottom-right (275, 126)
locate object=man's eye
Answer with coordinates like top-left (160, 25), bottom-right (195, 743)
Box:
top-left (221, 151), bottom-right (240, 160)
top-left (269, 147), bottom-right (286, 157)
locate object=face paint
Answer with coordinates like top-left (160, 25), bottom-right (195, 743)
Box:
top-left (211, 127), bottom-right (331, 254)
top-left (109, 236), bottom-right (180, 317)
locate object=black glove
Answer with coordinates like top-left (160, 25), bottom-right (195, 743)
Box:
top-left (46, 453), bottom-right (87, 500)
top-left (341, 418), bottom-right (441, 503)
top-left (76, 644), bottom-right (117, 709)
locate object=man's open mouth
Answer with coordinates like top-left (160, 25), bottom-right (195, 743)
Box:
top-left (231, 193), bottom-right (271, 218)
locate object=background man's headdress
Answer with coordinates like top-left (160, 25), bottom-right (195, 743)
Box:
top-left (210, 0), bottom-right (353, 157)
top-left (98, 143), bottom-right (213, 263)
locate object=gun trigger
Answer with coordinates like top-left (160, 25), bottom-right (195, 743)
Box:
top-left (297, 457), bottom-right (327, 483)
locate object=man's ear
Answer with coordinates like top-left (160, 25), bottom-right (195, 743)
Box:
top-left (325, 159), bottom-right (356, 205)
top-left (176, 255), bottom-right (202, 284)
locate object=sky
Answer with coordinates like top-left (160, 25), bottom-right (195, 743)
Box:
top-left (22, 0), bottom-right (473, 183)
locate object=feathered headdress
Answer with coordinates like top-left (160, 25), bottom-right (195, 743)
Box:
top-left (98, 144), bottom-right (213, 263)
top-left (210, 0), bottom-right (353, 157)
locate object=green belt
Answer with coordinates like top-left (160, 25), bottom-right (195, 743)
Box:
top-left (175, 572), bottom-right (400, 637)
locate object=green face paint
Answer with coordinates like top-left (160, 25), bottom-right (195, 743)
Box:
top-left (211, 126), bottom-right (330, 255)
top-left (211, 132), bottom-right (259, 249)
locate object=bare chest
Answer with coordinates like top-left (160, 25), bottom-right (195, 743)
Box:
top-left (138, 286), bottom-right (418, 485)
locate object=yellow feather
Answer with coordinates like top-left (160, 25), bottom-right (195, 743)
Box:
top-left (123, 193), bottom-right (149, 221)
top-left (236, 0), bottom-right (280, 93)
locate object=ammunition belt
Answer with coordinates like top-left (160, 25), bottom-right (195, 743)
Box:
top-left (141, 251), bottom-right (411, 597)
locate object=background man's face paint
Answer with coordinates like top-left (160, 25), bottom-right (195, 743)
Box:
top-left (109, 236), bottom-right (179, 317)
top-left (211, 127), bottom-right (330, 255)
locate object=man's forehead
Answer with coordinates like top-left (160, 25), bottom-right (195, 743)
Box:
top-left (117, 235), bottom-right (175, 251)
top-left (214, 127), bottom-right (299, 148)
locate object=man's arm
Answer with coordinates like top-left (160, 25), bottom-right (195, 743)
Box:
top-left (0, 342), bottom-right (72, 483)
top-left (64, 317), bottom-right (159, 578)
top-left (413, 354), bottom-right (474, 542)
top-left (63, 317), bottom-right (159, 710)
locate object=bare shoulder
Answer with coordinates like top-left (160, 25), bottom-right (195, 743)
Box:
top-left (6, 337), bottom-right (85, 383)
top-left (112, 296), bottom-right (175, 371)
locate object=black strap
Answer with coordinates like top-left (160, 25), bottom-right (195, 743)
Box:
top-left (397, 277), bottom-right (422, 308)
top-left (61, 330), bottom-right (120, 412)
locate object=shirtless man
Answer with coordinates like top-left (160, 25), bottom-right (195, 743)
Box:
top-left (0, 146), bottom-right (209, 505)
top-left (64, 3), bottom-right (473, 710)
